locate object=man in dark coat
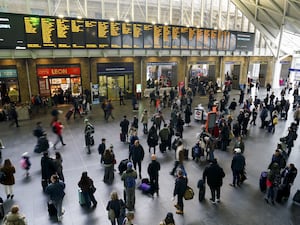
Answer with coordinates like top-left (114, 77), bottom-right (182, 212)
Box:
top-left (98, 138), bottom-right (106, 163)
top-left (147, 154), bottom-right (161, 196)
top-left (203, 159), bottom-right (225, 204)
top-left (120, 115), bottom-right (130, 142)
top-left (230, 148), bottom-right (246, 187)
top-left (159, 123), bottom-right (170, 153)
top-left (173, 169), bottom-right (187, 215)
top-left (129, 140), bottom-right (145, 179)
top-left (41, 152), bottom-right (57, 190)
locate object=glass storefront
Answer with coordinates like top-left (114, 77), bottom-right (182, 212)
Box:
top-left (146, 62), bottom-right (177, 88)
top-left (0, 68), bottom-right (20, 104)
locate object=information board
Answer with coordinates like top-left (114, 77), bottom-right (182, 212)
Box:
top-left (71, 19), bottom-right (85, 48)
top-left (0, 13), bottom-right (26, 49)
top-left (24, 16), bottom-right (42, 48)
top-left (188, 27), bottom-right (196, 49)
top-left (172, 26), bottom-right (180, 49)
top-left (210, 29), bottom-right (217, 50)
top-left (196, 28), bottom-right (204, 49)
top-left (143, 24), bottom-right (153, 49)
top-left (203, 29), bottom-right (211, 49)
top-left (122, 22), bottom-right (133, 48)
top-left (41, 17), bottom-right (57, 48)
top-left (110, 21), bottom-right (121, 48)
top-left (163, 25), bottom-right (171, 49)
top-left (153, 25), bottom-right (163, 49)
top-left (98, 21), bottom-right (110, 48)
top-left (133, 23), bottom-right (143, 49)
top-left (85, 19), bottom-right (98, 48)
top-left (56, 18), bottom-right (72, 48)
top-left (180, 27), bottom-right (189, 49)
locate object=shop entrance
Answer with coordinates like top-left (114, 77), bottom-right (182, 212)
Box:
top-left (99, 74), bottom-right (133, 101)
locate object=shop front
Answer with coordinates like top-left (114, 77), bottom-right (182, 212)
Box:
top-left (36, 65), bottom-right (82, 101)
top-left (225, 62), bottom-right (241, 89)
top-left (97, 63), bottom-right (134, 101)
top-left (0, 68), bottom-right (20, 104)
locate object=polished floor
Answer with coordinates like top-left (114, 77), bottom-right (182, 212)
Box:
top-left (0, 88), bottom-right (299, 225)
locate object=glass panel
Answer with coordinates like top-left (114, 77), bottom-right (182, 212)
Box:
top-left (99, 76), bottom-right (107, 100)
top-left (125, 74), bottom-right (133, 98)
top-left (107, 76), bottom-right (125, 100)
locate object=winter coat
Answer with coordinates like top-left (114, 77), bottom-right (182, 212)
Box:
top-left (106, 199), bottom-right (125, 219)
top-left (45, 180), bottom-right (66, 201)
top-left (120, 119), bottom-right (130, 133)
top-left (184, 107), bottom-right (192, 124)
top-left (0, 165), bottom-right (15, 185)
top-left (159, 127), bottom-right (170, 141)
top-left (41, 156), bottom-right (57, 180)
top-left (141, 113), bottom-right (148, 124)
top-left (52, 121), bottom-right (63, 135)
top-left (231, 153), bottom-right (246, 171)
top-left (203, 162), bottom-right (225, 187)
top-left (175, 144), bottom-right (184, 163)
top-left (147, 128), bottom-right (158, 147)
top-left (173, 176), bottom-right (187, 197)
top-left (78, 176), bottom-right (94, 192)
top-left (3, 212), bottom-right (26, 225)
top-left (129, 144), bottom-right (145, 163)
top-left (147, 160), bottom-right (161, 180)
top-left (121, 169), bottom-right (137, 188)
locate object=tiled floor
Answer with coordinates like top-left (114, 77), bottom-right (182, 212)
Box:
top-left (0, 88), bottom-right (299, 225)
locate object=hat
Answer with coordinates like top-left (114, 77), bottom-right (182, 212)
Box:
top-left (22, 152), bottom-right (28, 157)
top-left (234, 148), bottom-right (241, 153)
top-left (127, 162), bottom-right (133, 168)
top-left (151, 154), bottom-right (156, 160)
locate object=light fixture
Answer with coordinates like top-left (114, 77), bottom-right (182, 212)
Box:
top-left (58, 14), bottom-right (64, 18)
top-left (164, 22), bottom-right (168, 26)
top-left (110, 18), bottom-right (115, 21)
top-left (152, 21), bottom-right (156, 25)
top-left (196, 25), bottom-right (200, 28)
top-left (77, 16), bottom-right (82, 20)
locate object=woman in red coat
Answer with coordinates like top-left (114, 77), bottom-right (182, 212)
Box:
top-left (0, 159), bottom-right (16, 199)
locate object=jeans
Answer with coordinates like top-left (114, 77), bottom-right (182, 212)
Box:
top-left (82, 191), bottom-right (97, 208)
top-left (52, 198), bottom-right (63, 218)
top-left (232, 169), bottom-right (241, 186)
top-left (177, 194), bottom-right (184, 211)
top-left (125, 187), bottom-right (135, 210)
top-left (209, 185), bottom-right (221, 201)
top-left (265, 186), bottom-right (275, 201)
top-left (133, 161), bottom-right (142, 177)
top-left (54, 134), bottom-right (64, 146)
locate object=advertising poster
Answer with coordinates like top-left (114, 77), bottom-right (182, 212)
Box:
top-left (91, 83), bottom-right (100, 104)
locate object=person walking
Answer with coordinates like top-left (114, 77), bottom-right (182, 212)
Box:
top-left (129, 140), bottom-right (145, 179)
top-left (54, 151), bottom-right (64, 182)
top-left (45, 174), bottom-right (66, 221)
top-left (98, 138), bottom-right (106, 163)
top-left (230, 148), bottom-right (246, 187)
top-left (153, 111), bottom-right (165, 132)
top-left (147, 154), bottom-right (161, 196)
top-left (203, 159), bottom-right (225, 204)
top-left (264, 163), bottom-right (280, 205)
top-left (0, 159), bottom-right (16, 199)
top-left (170, 140), bottom-right (184, 176)
top-left (52, 119), bottom-right (66, 150)
top-left (3, 205), bottom-right (26, 225)
top-left (172, 169), bottom-right (187, 215)
top-left (105, 99), bottom-right (115, 121)
top-left (103, 148), bottom-right (115, 184)
top-left (140, 109), bottom-right (148, 134)
top-left (121, 162), bottom-right (137, 211)
top-left (106, 191), bottom-right (126, 225)
top-left (84, 118), bottom-right (95, 154)
top-left (184, 105), bottom-right (192, 126)
top-left (119, 88), bottom-right (125, 105)
top-left (78, 171), bottom-right (98, 208)
top-left (41, 151), bottom-right (57, 191)
top-left (159, 123), bottom-right (170, 153)
top-left (20, 152), bottom-right (31, 177)
top-left (120, 116), bottom-right (130, 142)
top-left (147, 125), bottom-right (159, 154)
top-left (9, 104), bottom-right (19, 128)
top-left (176, 113), bottom-right (184, 138)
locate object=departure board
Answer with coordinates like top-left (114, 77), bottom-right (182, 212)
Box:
top-left (41, 17), bottom-right (57, 48)
top-left (229, 32), bottom-right (236, 51)
top-left (224, 31), bottom-right (231, 50)
top-left (110, 22), bottom-right (121, 48)
top-left (0, 13), bottom-right (26, 49)
top-left (85, 20), bottom-right (98, 48)
top-left (196, 28), bottom-right (204, 49)
top-left (163, 25), bottom-right (171, 49)
top-left (180, 27), bottom-right (189, 49)
top-left (56, 18), bottom-right (71, 48)
top-left (71, 19), bottom-right (85, 48)
top-left (203, 29), bottom-right (211, 49)
top-left (143, 24), bottom-right (153, 48)
top-left (210, 29), bottom-right (217, 50)
top-left (153, 25), bottom-right (163, 49)
top-left (172, 26), bottom-right (180, 49)
top-left (133, 23), bottom-right (143, 49)
top-left (98, 21), bottom-right (110, 48)
top-left (24, 16), bottom-right (42, 48)
top-left (122, 22), bottom-right (133, 48)
top-left (188, 27), bottom-right (196, 49)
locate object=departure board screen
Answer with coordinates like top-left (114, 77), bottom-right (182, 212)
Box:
top-left (56, 18), bottom-right (71, 48)
top-left (172, 26), bottom-right (180, 49)
top-left (41, 17), bottom-right (57, 48)
top-left (188, 27), bottom-right (196, 49)
top-left (143, 24), bottom-right (153, 48)
top-left (24, 16), bottom-right (42, 48)
top-left (71, 19), bottom-right (85, 48)
top-left (110, 21), bottom-right (121, 48)
top-left (0, 13), bottom-right (26, 49)
top-left (133, 23), bottom-right (143, 49)
top-left (153, 25), bottom-right (163, 49)
top-left (85, 19), bottom-right (98, 48)
top-left (162, 25), bottom-right (171, 49)
top-left (224, 31), bottom-right (231, 50)
top-left (203, 29), bottom-right (211, 49)
top-left (196, 29), bottom-right (204, 49)
top-left (98, 21), bottom-right (110, 48)
top-left (122, 22), bottom-right (133, 48)
top-left (229, 32), bottom-right (237, 50)
top-left (210, 29), bottom-right (217, 50)
top-left (180, 27), bottom-right (189, 49)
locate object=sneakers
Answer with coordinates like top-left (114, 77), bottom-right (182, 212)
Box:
top-left (57, 216), bottom-right (62, 222)
top-left (216, 198), bottom-right (220, 203)
top-left (176, 210), bottom-right (184, 215)
top-left (229, 183), bottom-right (236, 187)
top-left (210, 198), bottom-right (216, 204)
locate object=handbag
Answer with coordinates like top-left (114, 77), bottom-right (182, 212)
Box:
top-left (108, 208), bottom-right (115, 220)
top-left (90, 184), bottom-right (97, 193)
top-left (183, 186), bottom-right (194, 200)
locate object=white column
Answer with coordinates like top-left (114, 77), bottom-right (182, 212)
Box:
top-left (272, 59), bottom-right (281, 89)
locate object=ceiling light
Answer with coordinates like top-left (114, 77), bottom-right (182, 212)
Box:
top-left (58, 14), bottom-right (64, 18)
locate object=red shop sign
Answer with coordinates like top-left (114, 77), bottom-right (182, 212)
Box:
top-left (37, 67), bottom-right (81, 76)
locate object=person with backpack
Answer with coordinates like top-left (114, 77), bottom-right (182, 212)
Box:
top-left (172, 169), bottom-right (187, 215)
top-left (170, 140), bottom-right (184, 176)
top-left (140, 109), bottom-right (148, 134)
top-left (20, 152), bottom-right (31, 177)
top-left (52, 119), bottom-right (66, 150)
top-left (129, 140), bottom-right (145, 179)
top-left (260, 105), bottom-right (268, 129)
top-left (106, 191), bottom-right (126, 225)
top-left (121, 162), bottom-right (137, 211)
top-left (230, 148), bottom-right (246, 187)
top-left (159, 124), bottom-right (170, 153)
top-left (41, 151), bottom-right (57, 192)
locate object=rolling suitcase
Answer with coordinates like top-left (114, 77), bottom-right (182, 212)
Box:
top-left (78, 189), bottom-right (90, 206)
top-left (259, 171), bottom-right (268, 192)
top-left (65, 108), bottom-right (73, 120)
top-left (118, 159), bottom-right (129, 174)
top-left (184, 148), bottom-right (189, 160)
top-left (197, 179), bottom-right (205, 202)
top-left (48, 201), bottom-right (57, 217)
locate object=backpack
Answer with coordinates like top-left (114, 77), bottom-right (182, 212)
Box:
top-left (0, 171), bottom-right (6, 183)
top-left (52, 125), bottom-right (57, 134)
top-left (20, 158), bottom-right (28, 169)
top-left (125, 175), bottom-right (136, 188)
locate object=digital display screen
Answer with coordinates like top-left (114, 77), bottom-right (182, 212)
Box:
top-left (24, 16), bottom-right (42, 48)
top-left (153, 25), bottom-right (163, 49)
top-left (172, 26), bottom-right (180, 49)
top-left (85, 20), bottom-right (98, 48)
top-left (56, 18), bottom-right (72, 48)
top-left (143, 24), bottom-right (153, 49)
top-left (98, 21), bottom-right (110, 48)
top-left (71, 19), bottom-right (85, 48)
top-left (133, 23), bottom-right (143, 49)
top-left (41, 17), bottom-right (57, 48)
top-left (110, 21), bottom-right (121, 48)
top-left (163, 25), bottom-right (171, 49)
top-left (122, 22), bottom-right (133, 48)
